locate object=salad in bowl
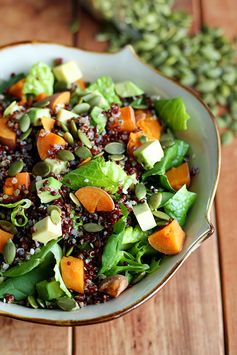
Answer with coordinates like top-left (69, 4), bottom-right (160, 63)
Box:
top-left (0, 58), bottom-right (198, 312)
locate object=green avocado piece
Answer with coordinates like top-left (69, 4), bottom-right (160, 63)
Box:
top-left (32, 216), bottom-right (62, 244)
top-left (56, 109), bottom-right (78, 124)
top-left (132, 203), bottom-right (157, 231)
top-left (36, 177), bottom-right (62, 203)
top-left (28, 108), bottom-right (51, 126)
top-left (44, 158), bottom-right (68, 175)
top-left (115, 81), bottom-right (144, 98)
top-left (53, 61), bottom-right (82, 84)
top-left (36, 279), bottom-right (64, 301)
top-left (134, 140), bottom-right (164, 170)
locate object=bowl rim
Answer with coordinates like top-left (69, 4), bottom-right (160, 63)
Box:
top-left (0, 41), bottom-right (221, 326)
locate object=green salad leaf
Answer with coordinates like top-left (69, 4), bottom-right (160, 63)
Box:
top-left (155, 97), bottom-right (190, 130)
top-left (90, 106), bottom-right (107, 132)
top-left (87, 76), bottom-right (121, 108)
top-left (23, 62), bottom-right (54, 96)
top-left (164, 185), bottom-right (197, 226)
top-left (115, 80), bottom-right (144, 98)
top-left (159, 175), bottom-right (176, 192)
top-left (51, 244), bottom-right (71, 298)
top-left (99, 231), bottom-right (124, 275)
top-left (142, 140), bottom-right (189, 180)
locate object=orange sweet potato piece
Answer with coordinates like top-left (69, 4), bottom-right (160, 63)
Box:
top-left (37, 129), bottom-right (66, 160)
top-left (75, 186), bottom-right (115, 213)
top-left (0, 118), bottom-right (17, 149)
top-left (0, 229), bottom-right (13, 253)
top-left (76, 79), bottom-right (86, 89)
top-left (166, 162), bottom-right (190, 191)
top-left (3, 172), bottom-right (31, 196)
top-left (49, 91), bottom-right (70, 111)
top-left (137, 116), bottom-right (161, 140)
top-left (148, 220), bottom-right (186, 255)
top-left (61, 256), bottom-right (84, 294)
top-left (35, 93), bottom-right (48, 102)
top-left (127, 131), bottom-right (144, 157)
top-left (135, 109), bottom-right (147, 122)
top-left (111, 106), bottom-right (137, 132)
top-left (41, 117), bottom-right (55, 131)
top-left (8, 79), bottom-right (25, 99)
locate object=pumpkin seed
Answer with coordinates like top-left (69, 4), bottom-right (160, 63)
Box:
top-left (8, 160), bottom-right (24, 177)
top-left (69, 120), bottom-right (78, 137)
top-left (104, 142), bottom-right (125, 155)
top-left (66, 246), bottom-right (74, 256)
top-left (82, 92), bottom-right (97, 103)
top-left (131, 271), bottom-right (146, 285)
top-left (75, 146), bottom-right (92, 159)
top-left (135, 183), bottom-right (147, 200)
top-left (28, 295), bottom-right (38, 309)
top-left (20, 127), bottom-right (32, 141)
top-left (32, 161), bottom-right (51, 177)
top-left (221, 130), bottom-right (234, 145)
top-left (109, 154), bottom-right (125, 161)
top-left (3, 239), bottom-right (16, 265)
top-left (57, 297), bottom-right (79, 311)
top-left (36, 298), bottom-right (45, 308)
top-left (19, 114), bottom-right (31, 133)
top-left (230, 121), bottom-right (237, 135)
top-left (72, 102), bottom-right (90, 114)
top-left (89, 95), bottom-right (103, 107)
top-left (0, 220), bottom-right (17, 234)
top-left (47, 205), bottom-right (62, 216)
top-left (83, 223), bottom-right (104, 233)
top-left (60, 122), bottom-right (69, 132)
top-left (78, 130), bottom-right (92, 148)
top-left (69, 192), bottom-right (81, 206)
top-left (63, 132), bottom-right (74, 145)
top-left (33, 99), bottom-right (50, 108)
top-left (148, 192), bottom-right (162, 210)
top-left (56, 150), bottom-right (75, 161)
top-left (152, 210), bottom-right (171, 220)
top-left (50, 209), bottom-right (62, 225)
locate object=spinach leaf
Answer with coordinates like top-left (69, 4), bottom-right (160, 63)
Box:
top-left (3, 239), bottom-right (59, 277)
top-left (88, 76), bottom-right (121, 108)
top-left (159, 192), bottom-right (175, 207)
top-left (51, 244), bottom-right (71, 298)
top-left (159, 175), bottom-right (175, 192)
top-left (99, 232), bottom-right (124, 275)
top-left (164, 185), bottom-right (197, 226)
top-left (142, 140), bottom-right (189, 180)
top-left (155, 97), bottom-right (190, 130)
top-left (115, 81), bottom-right (144, 98)
top-left (0, 253), bottom-right (54, 301)
top-left (0, 73), bottom-right (25, 94)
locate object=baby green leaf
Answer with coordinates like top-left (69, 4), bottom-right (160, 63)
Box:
top-left (155, 97), bottom-right (190, 130)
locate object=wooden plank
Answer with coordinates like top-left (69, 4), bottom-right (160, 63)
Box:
top-left (0, 1), bottom-right (73, 354)
top-left (75, 3), bottom-right (224, 353)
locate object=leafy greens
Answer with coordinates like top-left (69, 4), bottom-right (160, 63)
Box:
top-left (155, 97), bottom-right (190, 130)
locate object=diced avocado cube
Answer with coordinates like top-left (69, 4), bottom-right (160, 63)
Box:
top-left (44, 158), bottom-right (68, 175)
top-left (36, 280), bottom-right (64, 301)
top-left (115, 81), bottom-right (144, 98)
top-left (36, 177), bottom-right (62, 203)
top-left (132, 202), bottom-right (157, 231)
top-left (32, 215), bottom-right (62, 244)
top-left (134, 140), bottom-right (164, 170)
top-left (53, 61), bottom-right (82, 84)
top-left (57, 109), bottom-right (78, 124)
top-left (28, 108), bottom-right (51, 126)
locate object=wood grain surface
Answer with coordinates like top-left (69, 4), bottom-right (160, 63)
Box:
top-left (0, 0), bottom-right (236, 354)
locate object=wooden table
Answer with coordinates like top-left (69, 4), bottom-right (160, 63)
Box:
top-left (0, 0), bottom-right (236, 354)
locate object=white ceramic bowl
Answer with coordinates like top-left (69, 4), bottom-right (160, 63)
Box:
top-left (0, 42), bottom-right (220, 325)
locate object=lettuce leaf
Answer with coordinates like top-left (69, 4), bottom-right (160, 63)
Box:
top-left (155, 97), bottom-right (190, 130)
top-left (23, 62), bottom-right (54, 96)
top-left (115, 81), bottom-right (144, 98)
top-left (90, 106), bottom-right (107, 132)
top-left (164, 185), bottom-right (197, 226)
top-left (87, 76), bottom-right (121, 108)
top-left (142, 140), bottom-right (189, 180)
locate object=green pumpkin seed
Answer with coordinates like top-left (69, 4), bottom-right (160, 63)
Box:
top-left (109, 154), bottom-right (125, 161)
top-left (152, 210), bottom-right (171, 220)
top-left (32, 161), bottom-right (51, 177)
top-left (66, 246), bottom-right (74, 256)
top-left (50, 209), bottom-right (62, 225)
top-left (47, 205), bottom-right (62, 216)
top-left (78, 130), bottom-right (92, 148)
top-left (89, 95), bottom-right (103, 107)
top-left (149, 192), bottom-right (162, 210)
top-left (72, 103), bottom-right (90, 114)
top-left (221, 130), bottom-right (234, 145)
top-left (217, 117), bottom-right (227, 129)
top-left (57, 297), bottom-right (79, 311)
top-left (69, 120), bottom-right (78, 137)
top-left (28, 295), bottom-right (38, 309)
top-left (83, 223), bottom-right (104, 233)
top-left (20, 127), bottom-right (32, 141)
top-left (56, 150), bottom-right (75, 161)
top-left (8, 160), bottom-right (24, 177)
top-left (104, 142), bottom-right (125, 155)
top-left (69, 192), bottom-right (81, 206)
top-left (131, 271), bottom-right (146, 285)
top-left (36, 298), bottom-right (45, 308)
top-left (60, 122), bottom-right (69, 132)
top-left (82, 92), bottom-right (97, 103)
top-left (230, 121), bottom-right (237, 135)
top-left (0, 220), bottom-right (17, 234)
top-left (33, 99), bottom-right (50, 108)
top-left (135, 183), bottom-right (147, 200)
top-left (75, 146), bottom-right (92, 159)
top-left (19, 114), bottom-right (31, 133)
top-left (3, 239), bottom-right (16, 265)
top-left (64, 132), bottom-right (74, 145)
